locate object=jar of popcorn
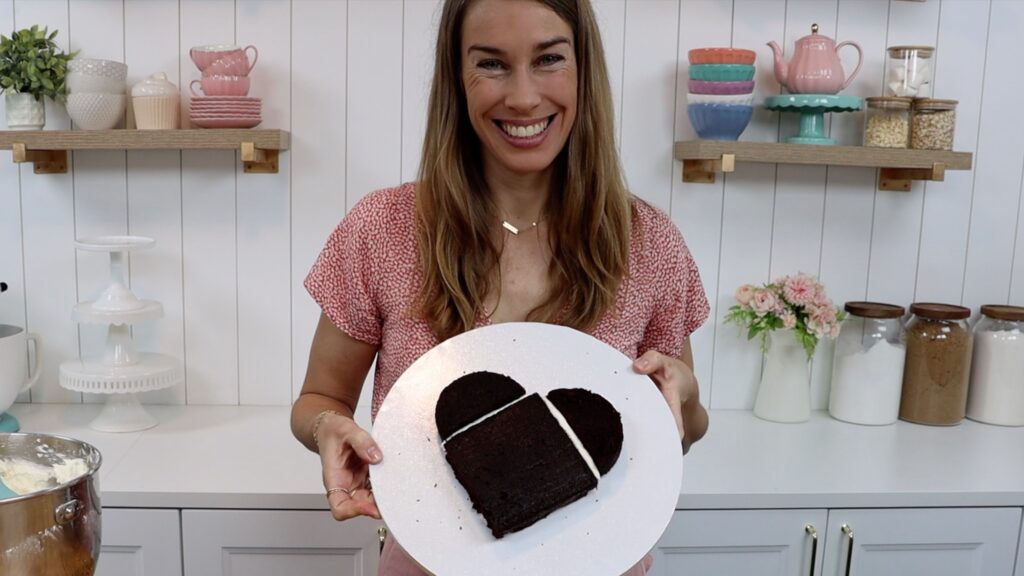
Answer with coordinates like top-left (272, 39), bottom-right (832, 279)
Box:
top-left (911, 98), bottom-right (957, 150)
top-left (886, 45), bottom-right (934, 98)
top-left (864, 97), bottom-right (912, 148)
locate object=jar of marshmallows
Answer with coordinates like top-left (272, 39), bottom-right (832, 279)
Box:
top-left (886, 45), bottom-right (934, 98)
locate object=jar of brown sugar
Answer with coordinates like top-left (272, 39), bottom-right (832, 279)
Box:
top-left (900, 303), bottom-right (973, 425)
top-left (910, 98), bottom-right (957, 150)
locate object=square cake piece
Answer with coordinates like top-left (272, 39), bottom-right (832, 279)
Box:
top-left (442, 393), bottom-right (598, 538)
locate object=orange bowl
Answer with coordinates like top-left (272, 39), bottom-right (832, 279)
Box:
top-left (688, 48), bottom-right (756, 65)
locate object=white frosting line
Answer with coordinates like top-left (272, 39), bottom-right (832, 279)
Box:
top-left (541, 396), bottom-right (601, 482)
top-left (442, 393), bottom-right (531, 445)
top-left (440, 392), bottom-right (602, 483)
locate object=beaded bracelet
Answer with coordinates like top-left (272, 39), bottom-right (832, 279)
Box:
top-left (312, 409), bottom-right (343, 448)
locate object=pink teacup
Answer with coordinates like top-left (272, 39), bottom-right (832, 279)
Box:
top-left (190, 75), bottom-right (250, 97)
top-left (190, 44), bottom-right (258, 72)
top-left (203, 48), bottom-right (259, 77)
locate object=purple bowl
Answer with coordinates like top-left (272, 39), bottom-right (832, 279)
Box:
top-left (688, 104), bottom-right (753, 141)
top-left (688, 79), bottom-right (755, 95)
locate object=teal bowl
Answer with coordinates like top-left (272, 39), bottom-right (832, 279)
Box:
top-left (689, 64), bottom-right (756, 82)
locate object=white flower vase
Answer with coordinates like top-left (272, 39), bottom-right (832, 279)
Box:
top-left (753, 329), bottom-right (811, 423)
top-left (4, 92), bottom-right (45, 130)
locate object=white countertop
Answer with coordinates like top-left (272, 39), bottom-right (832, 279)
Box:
top-left (8, 403), bottom-right (1024, 510)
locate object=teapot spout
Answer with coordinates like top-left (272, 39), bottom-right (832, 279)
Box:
top-left (767, 41), bottom-right (787, 88)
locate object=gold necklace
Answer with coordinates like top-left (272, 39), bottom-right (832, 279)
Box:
top-left (501, 219), bottom-right (539, 235)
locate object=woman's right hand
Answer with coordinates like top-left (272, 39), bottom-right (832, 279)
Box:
top-left (318, 412), bottom-right (383, 521)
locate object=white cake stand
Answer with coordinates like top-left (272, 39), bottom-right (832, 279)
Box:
top-left (59, 236), bottom-right (182, 433)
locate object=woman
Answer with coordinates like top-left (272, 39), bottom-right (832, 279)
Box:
top-left (291, 0), bottom-right (710, 573)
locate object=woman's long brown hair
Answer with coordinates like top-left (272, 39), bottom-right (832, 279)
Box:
top-left (416, 0), bottom-right (632, 341)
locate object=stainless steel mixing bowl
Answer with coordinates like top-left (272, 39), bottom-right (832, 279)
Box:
top-left (0, 432), bottom-right (102, 576)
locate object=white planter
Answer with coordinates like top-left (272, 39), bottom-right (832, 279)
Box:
top-left (753, 330), bottom-right (811, 423)
top-left (4, 92), bottom-right (45, 130)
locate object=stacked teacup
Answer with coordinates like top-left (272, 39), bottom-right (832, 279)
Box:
top-left (687, 48), bottom-right (756, 140)
top-left (188, 44), bottom-right (262, 128)
top-left (66, 59), bottom-right (128, 130)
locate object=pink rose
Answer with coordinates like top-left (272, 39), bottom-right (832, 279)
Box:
top-left (750, 288), bottom-right (777, 317)
top-left (809, 304), bottom-right (838, 327)
top-left (781, 311), bottom-right (797, 329)
top-left (783, 273), bottom-right (817, 307)
top-left (735, 284), bottom-right (756, 307)
top-left (829, 323), bottom-right (841, 339)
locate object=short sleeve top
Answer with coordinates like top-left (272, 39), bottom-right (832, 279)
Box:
top-left (305, 183), bottom-right (710, 419)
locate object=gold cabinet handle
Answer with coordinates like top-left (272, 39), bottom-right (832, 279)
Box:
top-left (804, 524), bottom-right (818, 576)
top-left (841, 524), bottom-right (855, 576)
top-left (378, 525), bottom-right (388, 554)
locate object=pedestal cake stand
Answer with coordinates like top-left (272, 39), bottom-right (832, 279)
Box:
top-left (764, 94), bottom-right (863, 145)
top-left (59, 236), bottom-right (182, 432)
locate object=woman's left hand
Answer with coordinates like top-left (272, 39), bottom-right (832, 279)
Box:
top-left (633, 349), bottom-right (707, 452)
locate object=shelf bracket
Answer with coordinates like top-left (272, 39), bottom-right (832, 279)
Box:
top-left (240, 142), bottom-right (279, 174)
top-left (11, 143), bottom-right (68, 174)
top-left (682, 153), bottom-right (735, 183)
top-left (878, 163), bottom-right (946, 192)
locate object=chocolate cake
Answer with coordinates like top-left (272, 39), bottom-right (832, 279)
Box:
top-left (435, 371), bottom-right (623, 538)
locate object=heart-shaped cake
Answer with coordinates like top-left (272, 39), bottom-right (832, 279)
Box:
top-left (435, 371), bottom-right (623, 538)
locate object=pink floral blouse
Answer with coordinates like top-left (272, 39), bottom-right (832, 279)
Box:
top-left (305, 182), bottom-right (710, 420)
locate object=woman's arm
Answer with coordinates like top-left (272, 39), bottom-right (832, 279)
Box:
top-left (291, 313), bottom-right (382, 521)
top-left (291, 313), bottom-right (377, 451)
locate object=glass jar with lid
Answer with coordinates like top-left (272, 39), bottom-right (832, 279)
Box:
top-left (900, 303), bottom-right (973, 425)
top-left (911, 98), bottom-right (957, 150)
top-left (886, 45), bottom-right (934, 98)
top-left (863, 97), bottom-right (912, 148)
top-left (966, 305), bottom-right (1024, 426)
top-left (829, 302), bottom-right (907, 425)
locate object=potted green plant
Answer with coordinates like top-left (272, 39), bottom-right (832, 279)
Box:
top-left (0, 25), bottom-right (76, 130)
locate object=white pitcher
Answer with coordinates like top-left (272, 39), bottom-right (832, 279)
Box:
top-left (0, 325), bottom-right (41, 413)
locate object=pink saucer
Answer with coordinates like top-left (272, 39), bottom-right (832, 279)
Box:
top-left (190, 96), bottom-right (261, 103)
top-left (191, 116), bottom-right (261, 128)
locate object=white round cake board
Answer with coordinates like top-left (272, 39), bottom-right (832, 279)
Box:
top-left (370, 322), bottom-right (683, 576)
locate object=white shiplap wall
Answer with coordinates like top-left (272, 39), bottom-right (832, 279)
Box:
top-left (1, 0), bottom-right (1021, 422)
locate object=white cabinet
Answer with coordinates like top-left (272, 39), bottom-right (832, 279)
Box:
top-left (652, 508), bottom-right (1022, 576)
top-left (822, 508), bottom-right (1022, 576)
top-left (96, 509), bottom-right (183, 576)
top-left (1017, 519), bottom-right (1024, 576)
top-left (650, 509), bottom-right (828, 576)
top-left (181, 510), bottom-right (381, 576)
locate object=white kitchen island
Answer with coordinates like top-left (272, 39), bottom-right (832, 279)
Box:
top-left (9, 403), bottom-right (1024, 576)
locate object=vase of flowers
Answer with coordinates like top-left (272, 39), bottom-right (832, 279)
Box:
top-left (0, 25), bottom-right (76, 129)
top-left (726, 273), bottom-right (845, 423)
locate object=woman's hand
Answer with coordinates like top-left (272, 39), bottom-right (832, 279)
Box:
top-left (318, 412), bottom-right (383, 521)
top-left (632, 345), bottom-right (708, 453)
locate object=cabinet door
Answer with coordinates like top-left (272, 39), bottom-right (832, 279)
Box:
top-left (1017, 514), bottom-right (1024, 576)
top-left (822, 508), bottom-right (1022, 576)
top-left (650, 509), bottom-right (828, 576)
top-left (97, 508), bottom-right (183, 576)
top-left (182, 510), bottom-right (380, 576)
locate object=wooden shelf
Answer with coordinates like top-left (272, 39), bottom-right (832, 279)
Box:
top-left (0, 129), bottom-right (290, 174)
top-left (674, 140), bottom-right (973, 191)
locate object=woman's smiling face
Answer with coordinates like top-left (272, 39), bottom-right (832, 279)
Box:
top-left (461, 0), bottom-right (578, 180)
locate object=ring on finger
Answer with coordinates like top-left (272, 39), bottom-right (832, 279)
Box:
top-left (326, 487), bottom-right (352, 498)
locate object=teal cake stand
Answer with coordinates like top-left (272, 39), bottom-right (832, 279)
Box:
top-left (764, 94), bottom-right (863, 145)
top-left (0, 412), bottom-right (18, 432)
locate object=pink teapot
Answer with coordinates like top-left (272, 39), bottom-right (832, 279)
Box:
top-left (768, 24), bottom-right (863, 94)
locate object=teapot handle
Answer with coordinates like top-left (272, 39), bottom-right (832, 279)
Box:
top-left (837, 41), bottom-right (864, 90)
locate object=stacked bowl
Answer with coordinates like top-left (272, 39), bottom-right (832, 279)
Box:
top-left (188, 45), bottom-right (262, 128)
top-left (66, 59), bottom-right (128, 130)
top-left (687, 48), bottom-right (756, 140)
